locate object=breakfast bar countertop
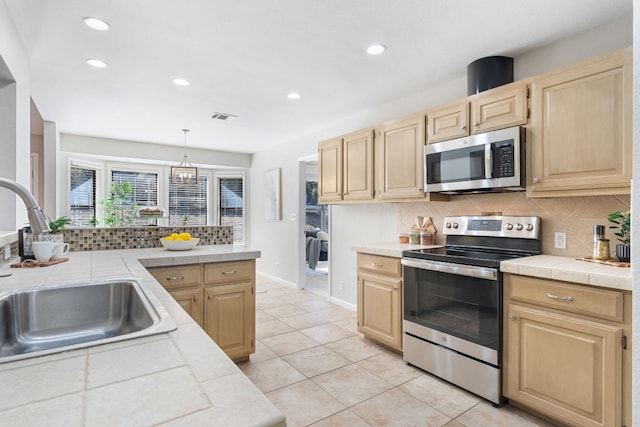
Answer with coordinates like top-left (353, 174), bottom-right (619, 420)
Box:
top-left (0, 245), bottom-right (286, 427)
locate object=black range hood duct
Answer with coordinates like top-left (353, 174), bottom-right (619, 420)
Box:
top-left (467, 56), bottom-right (514, 95)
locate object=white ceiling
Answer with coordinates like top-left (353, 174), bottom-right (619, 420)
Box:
top-left (4, 0), bottom-right (633, 154)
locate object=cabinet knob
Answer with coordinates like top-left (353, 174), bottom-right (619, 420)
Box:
top-left (533, 177), bottom-right (539, 184)
top-left (460, 125), bottom-right (466, 130)
top-left (208, 294), bottom-right (212, 300)
top-left (194, 296), bottom-right (199, 302)
top-left (509, 314), bottom-right (517, 321)
top-left (473, 121), bottom-right (479, 127)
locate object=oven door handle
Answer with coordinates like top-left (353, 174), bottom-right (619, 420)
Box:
top-left (401, 258), bottom-right (498, 280)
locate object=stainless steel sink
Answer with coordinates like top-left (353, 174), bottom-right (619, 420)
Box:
top-left (0, 279), bottom-right (176, 363)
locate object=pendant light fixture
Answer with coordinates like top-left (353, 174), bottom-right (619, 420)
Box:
top-left (171, 129), bottom-right (199, 186)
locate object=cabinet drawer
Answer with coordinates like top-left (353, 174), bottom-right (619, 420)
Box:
top-left (148, 265), bottom-right (202, 290)
top-left (357, 253), bottom-right (401, 277)
top-left (506, 274), bottom-right (623, 322)
top-left (204, 260), bottom-right (254, 285)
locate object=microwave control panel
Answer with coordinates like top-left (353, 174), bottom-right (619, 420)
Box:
top-left (491, 141), bottom-right (515, 178)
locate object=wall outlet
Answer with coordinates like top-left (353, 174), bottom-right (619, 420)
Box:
top-left (554, 232), bottom-right (567, 249)
top-left (339, 280), bottom-right (344, 291)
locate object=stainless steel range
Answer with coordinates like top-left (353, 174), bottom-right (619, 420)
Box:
top-left (401, 215), bottom-right (541, 404)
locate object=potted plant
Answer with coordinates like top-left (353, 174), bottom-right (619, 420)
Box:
top-left (608, 210), bottom-right (630, 262)
top-left (39, 215), bottom-right (71, 243)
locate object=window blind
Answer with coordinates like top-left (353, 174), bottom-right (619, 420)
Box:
top-left (218, 177), bottom-right (244, 244)
top-left (111, 170), bottom-right (158, 225)
top-left (69, 166), bottom-right (96, 226)
top-left (168, 176), bottom-right (208, 226)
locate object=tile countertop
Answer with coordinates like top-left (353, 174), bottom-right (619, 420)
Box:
top-left (353, 243), bottom-right (631, 292)
top-left (352, 242), bottom-right (444, 258)
top-left (501, 255), bottom-right (632, 292)
top-left (0, 245), bottom-right (286, 427)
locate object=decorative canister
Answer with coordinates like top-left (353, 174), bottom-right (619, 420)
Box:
top-left (409, 231), bottom-right (420, 245)
top-left (420, 232), bottom-right (434, 246)
top-left (398, 233), bottom-right (409, 244)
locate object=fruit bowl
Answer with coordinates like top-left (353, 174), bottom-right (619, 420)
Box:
top-left (160, 238), bottom-right (200, 251)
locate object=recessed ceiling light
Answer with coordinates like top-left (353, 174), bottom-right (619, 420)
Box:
top-left (288, 92), bottom-right (301, 100)
top-left (366, 44), bottom-right (386, 55)
top-left (86, 58), bottom-right (107, 68)
top-left (173, 78), bottom-right (190, 86)
top-left (84, 17), bottom-right (110, 31)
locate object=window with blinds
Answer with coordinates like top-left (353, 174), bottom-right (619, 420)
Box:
top-left (69, 166), bottom-right (96, 226)
top-left (218, 176), bottom-right (244, 244)
top-left (168, 176), bottom-right (208, 226)
top-left (111, 170), bottom-right (158, 226)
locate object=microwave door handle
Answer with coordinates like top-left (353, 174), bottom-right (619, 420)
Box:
top-left (485, 143), bottom-right (493, 179)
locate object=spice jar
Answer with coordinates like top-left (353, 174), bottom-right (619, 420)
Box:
top-left (595, 238), bottom-right (610, 260)
top-left (409, 231), bottom-right (420, 244)
top-left (398, 233), bottom-right (409, 244)
top-left (420, 232), bottom-right (434, 246)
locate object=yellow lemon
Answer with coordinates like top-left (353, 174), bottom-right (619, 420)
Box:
top-left (179, 232), bottom-right (192, 240)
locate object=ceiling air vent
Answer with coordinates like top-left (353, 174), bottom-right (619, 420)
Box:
top-left (211, 112), bottom-right (237, 121)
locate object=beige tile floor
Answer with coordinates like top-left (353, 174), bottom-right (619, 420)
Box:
top-left (239, 275), bottom-right (557, 427)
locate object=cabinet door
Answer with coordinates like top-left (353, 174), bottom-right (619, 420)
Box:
top-left (205, 282), bottom-right (255, 361)
top-left (504, 304), bottom-right (622, 427)
top-left (377, 114), bottom-right (425, 200)
top-left (528, 47), bottom-right (632, 197)
top-left (318, 137), bottom-right (343, 203)
top-left (426, 101), bottom-right (469, 143)
top-left (357, 271), bottom-right (402, 351)
top-left (342, 129), bottom-right (374, 201)
top-left (169, 288), bottom-right (204, 327)
top-left (470, 83), bottom-right (528, 134)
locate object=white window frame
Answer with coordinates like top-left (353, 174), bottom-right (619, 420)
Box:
top-left (214, 170), bottom-right (246, 245)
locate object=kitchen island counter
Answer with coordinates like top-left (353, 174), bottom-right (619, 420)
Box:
top-left (0, 245), bottom-right (285, 427)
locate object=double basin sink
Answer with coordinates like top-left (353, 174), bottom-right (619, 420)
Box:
top-left (0, 279), bottom-right (176, 363)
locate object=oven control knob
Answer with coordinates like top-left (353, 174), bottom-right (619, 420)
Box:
top-left (445, 222), bottom-right (452, 229)
top-left (505, 223), bottom-right (514, 230)
top-left (516, 223), bottom-right (523, 231)
top-left (526, 224), bottom-right (534, 231)
top-left (452, 222), bottom-right (459, 229)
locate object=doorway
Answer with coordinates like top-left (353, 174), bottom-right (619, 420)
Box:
top-left (301, 159), bottom-right (329, 296)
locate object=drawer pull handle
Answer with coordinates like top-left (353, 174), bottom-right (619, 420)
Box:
top-left (372, 263), bottom-right (383, 267)
top-left (222, 270), bottom-right (237, 275)
top-left (166, 276), bottom-right (184, 281)
top-left (546, 292), bottom-right (574, 302)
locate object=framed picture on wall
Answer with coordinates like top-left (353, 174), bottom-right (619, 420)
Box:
top-left (264, 168), bottom-right (281, 221)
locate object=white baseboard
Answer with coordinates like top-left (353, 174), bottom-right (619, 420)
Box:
top-left (256, 271), bottom-right (297, 288)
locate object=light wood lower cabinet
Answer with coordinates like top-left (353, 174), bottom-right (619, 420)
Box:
top-left (357, 253), bottom-right (402, 351)
top-left (148, 260), bottom-right (256, 362)
top-left (503, 274), bottom-right (630, 427)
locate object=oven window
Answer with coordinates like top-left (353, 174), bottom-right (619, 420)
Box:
top-left (404, 267), bottom-right (500, 350)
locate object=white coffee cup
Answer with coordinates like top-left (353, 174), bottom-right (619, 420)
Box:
top-left (52, 242), bottom-right (70, 259)
top-left (32, 241), bottom-right (56, 263)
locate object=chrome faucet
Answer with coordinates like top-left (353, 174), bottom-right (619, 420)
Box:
top-left (0, 177), bottom-right (51, 233)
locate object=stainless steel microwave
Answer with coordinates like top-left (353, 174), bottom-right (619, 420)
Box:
top-left (424, 126), bottom-right (525, 194)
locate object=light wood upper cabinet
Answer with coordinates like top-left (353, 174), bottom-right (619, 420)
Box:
top-left (427, 83), bottom-right (528, 143)
top-left (503, 274), bottom-right (631, 427)
top-left (357, 253), bottom-right (402, 351)
top-left (426, 101), bottom-right (469, 142)
top-left (528, 47), bottom-right (632, 197)
top-left (470, 83), bottom-right (528, 133)
top-left (318, 137), bottom-right (343, 203)
top-left (377, 113), bottom-right (426, 200)
top-left (318, 129), bottom-right (374, 204)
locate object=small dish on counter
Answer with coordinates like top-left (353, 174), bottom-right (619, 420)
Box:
top-left (160, 238), bottom-right (200, 251)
